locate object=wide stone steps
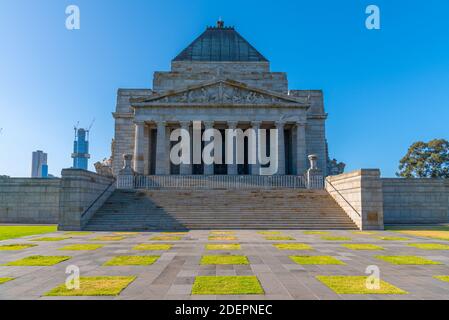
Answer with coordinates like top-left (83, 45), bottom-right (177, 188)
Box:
top-left (84, 189), bottom-right (357, 231)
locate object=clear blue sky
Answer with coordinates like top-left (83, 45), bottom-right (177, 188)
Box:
top-left (0, 0), bottom-right (448, 177)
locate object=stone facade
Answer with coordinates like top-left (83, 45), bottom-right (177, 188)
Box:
top-left (111, 23), bottom-right (328, 177)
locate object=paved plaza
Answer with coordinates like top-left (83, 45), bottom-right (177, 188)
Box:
top-left (1, 229), bottom-right (449, 300)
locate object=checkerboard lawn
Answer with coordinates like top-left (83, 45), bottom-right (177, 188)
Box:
top-left (0, 225), bottom-right (57, 241)
top-left (0, 278), bottom-right (14, 284)
top-left (274, 243), bottom-right (313, 250)
top-left (290, 255), bottom-right (345, 265)
top-left (264, 236), bottom-right (295, 241)
top-left (375, 255), bottom-right (442, 265)
top-left (303, 231), bottom-right (329, 235)
top-left (378, 236), bottom-right (409, 241)
top-left (408, 243), bottom-right (449, 250)
top-left (0, 244), bottom-right (37, 251)
top-left (2, 255), bottom-right (71, 266)
top-left (206, 244), bottom-right (241, 250)
top-left (342, 244), bottom-right (384, 250)
top-left (45, 276), bottom-right (136, 296)
top-left (133, 244), bottom-right (172, 251)
top-left (103, 256), bottom-right (160, 266)
top-left (200, 255), bottom-right (249, 265)
top-left (92, 236), bottom-right (124, 241)
top-left (208, 236), bottom-right (237, 241)
top-left (59, 244), bottom-right (103, 251)
top-left (151, 236), bottom-right (182, 241)
top-left (192, 276), bottom-right (264, 295)
top-left (321, 236), bottom-right (351, 241)
top-left (317, 276), bottom-right (407, 294)
top-left (32, 237), bottom-right (70, 242)
top-left (434, 276), bottom-right (449, 283)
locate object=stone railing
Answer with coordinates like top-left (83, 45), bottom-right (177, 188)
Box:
top-left (116, 174), bottom-right (324, 190)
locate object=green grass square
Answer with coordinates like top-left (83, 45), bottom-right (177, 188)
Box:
top-left (303, 231), bottom-right (329, 235)
top-left (375, 255), bottom-right (442, 265)
top-left (64, 231), bottom-right (92, 236)
top-left (257, 231), bottom-right (282, 235)
top-left (200, 255), bottom-right (249, 265)
top-left (2, 255), bottom-right (71, 266)
top-left (103, 256), bottom-right (160, 266)
top-left (59, 244), bottom-right (103, 251)
top-left (0, 244), bottom-right (37, 251)
top-left (133, 244), bottom-right (173, 251)
top-left (377, 236), bottom-right (409, 241)
top-left (45, 276), bottom-right (136, 296)
top-left (210, 231), bottom-right (235, 235)
top-left (0, 225), bottom-right (57, 241)
top-left (32, 237), bottom-right (70, 242)
top-left (434, 276), bottom-right (449, 283)
top-left (321, 236), bottom-right (351, 241)
top-left (151, 236), bottom-right (182, 241)
top-left (92, 236), bottom-right (124, 241)
top-left (206, 244), bottom-right (241, 250)
top-left (290, 255), bottom-right (345, 265)
top-left (0, 278), bottom-right (14, 284)
top-left (273, 243), bottom-right (313, 250)
top-left (352, 231), bottom-right (377, 235)
top-left (265, 236), bottom-right (295, 241)
top-left (342, 244), bottom-right (384, 250)
top-left (208, 236), bottom-right (237, 241)
top-left (192, 276), bottom-right (264, 295)
top-left (317, 276), bottom-right (407, 294)
top-left (408, 243), bottom-right (449, 250)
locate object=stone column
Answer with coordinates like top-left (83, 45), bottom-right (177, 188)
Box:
top-left (250, 121), bottom-right (261, 175)
top-left (227, 121), bottom-right (238, 175)
top-left (179, 121), bottom-right (192, 175)
top-left (275, 121), bottom-right (286, 175)
top-left (133, 121), bottom-right (145, 175)
top-left (203, 121), bottom-right (215, 175)
top-left (155, 121), bottom-right (168, 175)
top-left (296, 121), bottom-right (307, 175)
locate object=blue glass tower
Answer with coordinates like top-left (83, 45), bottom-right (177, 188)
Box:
top-left (72, 128), bottom-right (90, 170)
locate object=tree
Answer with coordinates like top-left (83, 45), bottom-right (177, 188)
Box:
top-left (397, 139), bottom-right (449, 178)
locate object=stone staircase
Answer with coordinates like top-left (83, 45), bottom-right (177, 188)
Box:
top-left (84, 189), bottom-right (357, 231)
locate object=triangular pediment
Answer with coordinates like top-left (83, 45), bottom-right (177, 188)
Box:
top-left (131, 80), bottom-right (308, 106)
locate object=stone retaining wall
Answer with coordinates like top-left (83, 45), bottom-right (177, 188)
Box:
top-left (0, 177), bottom-right (61, 224)
top-left (382, 178), bottom-right (449, 224)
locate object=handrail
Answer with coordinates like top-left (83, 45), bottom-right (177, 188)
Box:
top-left (81, 179), bottom-right (115, 218)
top-left (325, 178), bottom-right (362, 217)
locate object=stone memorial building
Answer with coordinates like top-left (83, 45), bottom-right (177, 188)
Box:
top-left (111, 21), bottom-right (328, 177)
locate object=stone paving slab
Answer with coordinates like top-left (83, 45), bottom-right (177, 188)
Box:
top-left (0, 229), bottom-right (449, 299)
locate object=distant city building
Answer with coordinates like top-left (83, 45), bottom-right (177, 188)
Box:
top-left (31, 150), bottom-right (48, 178)
top-left (72, 128), bottom-right (90, 170)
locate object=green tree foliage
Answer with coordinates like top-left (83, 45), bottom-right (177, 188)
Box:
top-left (397, 139), bottom-right (449, 178)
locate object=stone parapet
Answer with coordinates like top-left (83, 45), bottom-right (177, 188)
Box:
top-left (58, 169), bottom-right (115, 230)
top-left (325, 169), bottom-right (384, 230)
